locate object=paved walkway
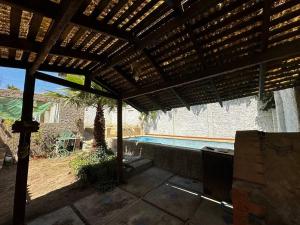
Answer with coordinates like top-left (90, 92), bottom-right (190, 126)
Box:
top-left (28, 167), bottom-right (233, 225)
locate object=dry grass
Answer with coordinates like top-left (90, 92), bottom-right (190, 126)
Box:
top-left (27, 156), bottom-right (77, 200)
top-left (0, 154), bottom-right (94, 225)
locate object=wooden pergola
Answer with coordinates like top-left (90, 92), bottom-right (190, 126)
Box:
top-left (0, 0), bottom-right (299, 224)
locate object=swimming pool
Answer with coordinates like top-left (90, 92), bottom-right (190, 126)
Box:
top-left (127, 136), bottom-right (234, 150)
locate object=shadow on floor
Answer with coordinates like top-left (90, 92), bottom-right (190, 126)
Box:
top-left (27, 167), bottom-right (233, 225)
top-left (0, 165), bottom-right (94, 225)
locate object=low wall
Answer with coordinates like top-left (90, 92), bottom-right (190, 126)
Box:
top-left (112, 139), bottom-right (203, 181)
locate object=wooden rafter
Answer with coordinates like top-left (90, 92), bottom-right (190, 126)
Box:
top-left (86, 0), bottom-right (209, 110)
top-left (84, 75), bottom-right (91, 88)
top-left (168, 0), bottom-right (224, 106)
top-left (0, 34), bottom-right (108, 64)
top-left (209, 80), bottom-right (223, 107)
top-left (0, 58), bottom-right (89, 75)
top-left (124, 40), bottom-right (300, 99)
top-left (113, 66), bottom-right (167, 112)
top-left (166, 0), bottom-right (212, 108)
top-left (28, 0), bottom-right (85, 75)
top-left (259, 0), bottom-right (271, 100)
top-left (168, 0), bottom-right (204, 63)
top-left (0, 0), bottom-right (299, 112)
top-left (92, 77), bottom-right (148, 113)
top-left (142, 48), bottom-right (190, 110)
top-left (261, 0), bottom-right (271, 51)
top-left (90, 0), bottom-right (219, 69)
top-left (135, 0), bottom-right (220, 49)
top-left (0, 0), bottom-right (131, 41)
top-left (35, 72), bottom-right (116, 99)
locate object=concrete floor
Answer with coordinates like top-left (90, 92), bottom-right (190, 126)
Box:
top-left (28, 167), bottom-right (233, 225)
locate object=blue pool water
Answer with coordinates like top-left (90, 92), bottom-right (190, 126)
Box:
top-left (127, 136), bottom-right (234, 150)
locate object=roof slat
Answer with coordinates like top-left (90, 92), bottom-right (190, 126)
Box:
top-left (28, 0), bottom-right (85, 75)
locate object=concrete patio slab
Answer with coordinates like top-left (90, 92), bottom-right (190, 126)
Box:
top-left (187, 198), bottom-right (233, 225)
top-left (167, 175), bottom-right (203, 194)
top-left (106, 200), bottom-right (184, 225)
top-left (121, 167), bottom-right (173, 197)
top-left (74, 188), bottom-right (138, 225)
top-left (144, 183), bottom-right (202, 221)
top-left (28, 206), bottom-right (84, 225)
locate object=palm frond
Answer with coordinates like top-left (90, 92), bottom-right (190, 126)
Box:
top-left (48, 74), bottom-right (118, 109)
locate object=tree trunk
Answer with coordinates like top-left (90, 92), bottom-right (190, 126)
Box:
top-left (94, 103), bottom-right (107, 150)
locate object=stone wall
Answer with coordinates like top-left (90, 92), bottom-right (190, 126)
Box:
top-left (0, 89), bottom-right (84, 158)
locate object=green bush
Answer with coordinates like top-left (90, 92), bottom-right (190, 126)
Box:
top-left (70, 151), bottom-right (117, 191)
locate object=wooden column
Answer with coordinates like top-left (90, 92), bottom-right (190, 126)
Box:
top-left (84, 76), bottom-right (91, 88)
top-left (117, 99), bottom-right (123, 182)
top-left (13, 71), bottom-right (37, 225)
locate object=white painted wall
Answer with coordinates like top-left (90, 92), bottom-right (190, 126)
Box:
top-left (274, 88), bottom-right (300, 132)
top-left (84, 105), bottom-right (141, 128)
top-left (83, 88), bottom-right (300, 139)
top-left (144, 96), bottom-right (275, 138)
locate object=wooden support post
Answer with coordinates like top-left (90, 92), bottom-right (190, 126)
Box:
top-left (13, 71), bottom-right (36, 225)
top-left (117, 99), bottom-right (123, 183)
top-left (84, 76), bottom-right (91, 88)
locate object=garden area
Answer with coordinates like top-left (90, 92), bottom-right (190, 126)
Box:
top-left (0, 148), bottom-right (117, 225)
top-left (0, 79), bottom-right (120, 224)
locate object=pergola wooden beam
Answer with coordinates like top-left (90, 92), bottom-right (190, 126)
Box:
top-left (0, 58), bottom-right (89, 75)
top-left (0, 34), bottom-right (108, 64)
top-left (166, 0), bottom-right (208, 70)
top-left (259, 0), bottom-right (271, 100)
top-left (142, 48), bottom-right (190, 110)
top-left (136, 0), bottom-right (220, 49)
top-left (113, 66), bottom-right (140, 90)
top-left (93, 0), bottom-right (219, 69)
top-left (113, 66), bottom-right (167, 112)
top-left (0, 0), bottom-right (298, 112)
top-left (35, 72), bottom-right (116, 99)
top-left (84, 76), bottom-right (91, 88)
top-left (92, 76), bottom-right (149, 113)
top-left (165, 0), bottom-right (208, 109)
top-left (170, 0), bottom-right (222, 111)
top-left (170, 89), bottom-right (190, 110)
top-left (28, 0), bottom-right (85, 76)
top-left (261, 0), bottom-right (271, 51)
top-left (124, 40), bottom-right (300, 99)
top-left (210, 79), bottom-right (223, 107)
top-left (0, 0), bottom-right (131, 41)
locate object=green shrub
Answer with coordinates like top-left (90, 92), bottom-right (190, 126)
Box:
top-left (70, 151), bottom-right (117, 191)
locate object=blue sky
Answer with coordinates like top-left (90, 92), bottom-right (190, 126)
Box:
top-left (0, 67), bottom-right (63, 93)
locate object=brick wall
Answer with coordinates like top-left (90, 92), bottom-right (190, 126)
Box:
top-left (233, 131), bottom-right (300, 225)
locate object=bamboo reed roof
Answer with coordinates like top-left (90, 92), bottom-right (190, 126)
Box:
top-left (0, 0), bottom-right (299, 112)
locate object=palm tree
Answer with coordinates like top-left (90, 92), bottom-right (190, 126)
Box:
top-left (48, 74), bottom-right (115, 150)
